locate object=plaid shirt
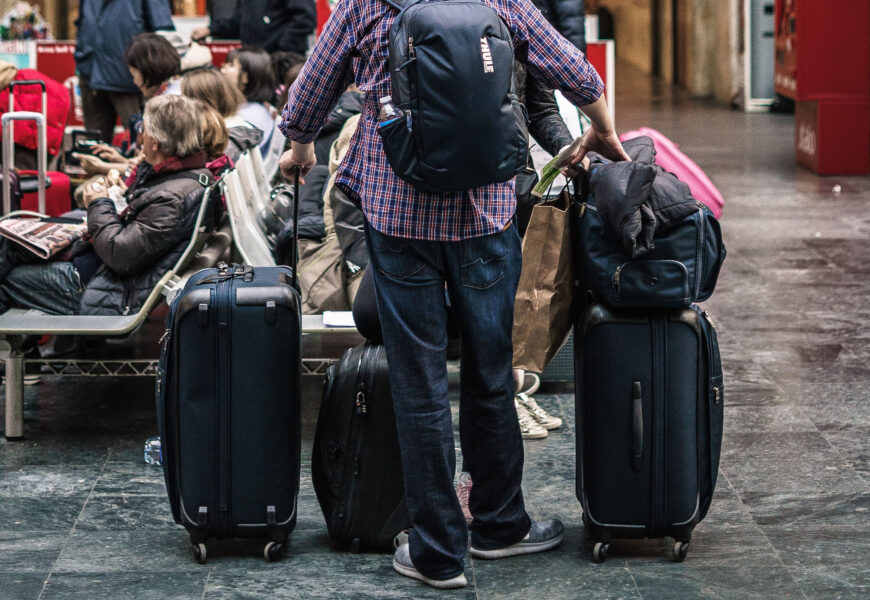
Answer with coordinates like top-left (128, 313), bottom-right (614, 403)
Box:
top-left (280, 0), bottom-right (603, 241)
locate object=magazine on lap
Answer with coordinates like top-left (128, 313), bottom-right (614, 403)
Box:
top-left (0, 217), bottom-right (87, 260)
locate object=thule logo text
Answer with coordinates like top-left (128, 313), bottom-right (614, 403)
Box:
top-left (480, 37), bottom-right (494, 73)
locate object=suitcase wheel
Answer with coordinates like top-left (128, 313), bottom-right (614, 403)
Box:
top-left (264, 541), bottom-right (284, 562)
top-left (592, 542), bottom-right (609, 563)
top-left (672, 540), bottom-right (689, 563)
top-left (191, 542), bottom-right (207, 564)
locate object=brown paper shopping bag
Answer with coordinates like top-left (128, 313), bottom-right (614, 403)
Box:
top-left (512, 187), bottom-right (574, 373)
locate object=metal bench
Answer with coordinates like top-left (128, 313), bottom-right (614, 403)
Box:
top-left (1, 155), bottom-right (362, 440)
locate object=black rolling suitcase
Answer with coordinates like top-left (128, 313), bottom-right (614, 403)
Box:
top-left (574, 302), bottom-right (724, 563)
top-left (312, 341), bottom-right (410, 552)
top-left (156, 169), bottom-right (303, 564)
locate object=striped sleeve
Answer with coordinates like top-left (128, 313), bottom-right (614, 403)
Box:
top-left (279, 1), bottom-right (356, 143)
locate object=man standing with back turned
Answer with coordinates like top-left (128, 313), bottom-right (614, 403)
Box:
top-left (280, 0), bottom-right (628, 590)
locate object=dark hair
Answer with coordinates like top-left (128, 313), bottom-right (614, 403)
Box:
top-left (125, 33), bottom-right (180, 88)
top-left (181, 68), bottom-right (244, 118)
top-left (227, 47), bottom-right (276, 105)
top-left (277, 62), bottom-right (304, 108)
top-left (270, 51), bottom-right (306, 87)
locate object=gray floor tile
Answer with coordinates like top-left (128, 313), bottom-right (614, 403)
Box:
top-left (0, 465), bottom-right (100, 497)
top-left (724, 404), bottom-right (818, 433)
top-left (722, 432), bottom-right (841, 463)
top-left (740, 490), bottom-right (870, 529)
top-left (723, 459), bottom-right (867, 496)
top-left (74, 494), bottom-right (179, 531)
top-left (0, 531), bottom-right (68, 573)
top-left (40, 572), bottom-right (208, 600)
top-left (0, 572), bottom-right (46, 600)
top-left (629, 564), bottom-right (802, 600)
top-left (0, 496), bottom-right (89, 531)
top-left (51, 530), bottom-right (208, 574)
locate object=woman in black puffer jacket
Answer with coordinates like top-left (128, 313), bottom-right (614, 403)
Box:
top-left (0, 95), bottom-right (213, 318)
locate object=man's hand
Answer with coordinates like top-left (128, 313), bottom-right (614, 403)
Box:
top-left (93, 144), bottom-right (125, 163)
top-left (73, 152), bottom-right (112, 176)
top-left (81, 177), bottom-right (108, 208)
top-left (572, 125), bottom-right (631, 165)
top-left (191, 27), bottom-right (210, 42)
top-left (279, 142), bottom-right (316, 184)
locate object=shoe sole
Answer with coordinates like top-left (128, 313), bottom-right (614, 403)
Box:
top-left (469, 533), bottom-right (564, 559)
top-left (540, 420), bottom-right (563, 430)
top-left (392, 558), bottom-right (468, 589)
top-left (521, 428), bottom-right (548, 439)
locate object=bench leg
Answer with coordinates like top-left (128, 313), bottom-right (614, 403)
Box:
top-left (1, 337), bottom-right (24, 440)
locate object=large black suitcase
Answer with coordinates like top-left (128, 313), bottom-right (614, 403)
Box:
top-left (574, 302), bottom-right (724, 562)
top-left (312, 341), bottom-right (410, 552)
top-left (156, 263), bottom-right (302, 563)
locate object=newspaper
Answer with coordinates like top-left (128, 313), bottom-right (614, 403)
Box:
top-left (0, 217), bottom-right (87, 259)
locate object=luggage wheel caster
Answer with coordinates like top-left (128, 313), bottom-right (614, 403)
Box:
top-left (593, 542), bottom-right (609, 563)
top-left (673, 540), bottom-right (689, 562)
top-left (264, 541), bottom-right (283, 562)
top-left (191, 543), bottom-right (207, 564)
top-left (350, 538), bottom-right (361, 554)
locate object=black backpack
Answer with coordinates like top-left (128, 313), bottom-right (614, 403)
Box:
top-left (378, 0), bottom-right (529, 193)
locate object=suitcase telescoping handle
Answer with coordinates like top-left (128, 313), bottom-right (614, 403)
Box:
top-left (8, 80), bottom-right (47, 116)
top-left (631, 381), bottom-right (643, 472)
top-left (4, 80), bottom-right (48, 215)
top-left (2, 112), bottom-right (47, 215)
top-left (291, 165), bottom-right (301, 287)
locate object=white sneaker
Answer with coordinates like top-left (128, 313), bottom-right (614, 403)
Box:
top-left (516, 392), bottom-right (562, 430)
top-left (515, 398), bottom-right (547, 439)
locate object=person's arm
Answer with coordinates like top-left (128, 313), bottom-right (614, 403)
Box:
top-left (510, 0), bottom-right (627, 162)
top-left (143, 0), bottom-right (175, 32)
top-left (278, 1), bottom-right (355, 179)
top-left (85, 189), bottom-right (186, 275)
top-left (526, 75), bottom-right (573, 156)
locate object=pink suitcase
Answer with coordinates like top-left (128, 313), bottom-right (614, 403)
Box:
top-left (620, 127), bottom-right (724, 218)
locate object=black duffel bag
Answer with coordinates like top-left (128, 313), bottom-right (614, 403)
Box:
top-left (575, 191), bottom-right (726, 308)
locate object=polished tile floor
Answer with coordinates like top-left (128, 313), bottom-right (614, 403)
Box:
top-left (2, 67), bottom-right (869, 599)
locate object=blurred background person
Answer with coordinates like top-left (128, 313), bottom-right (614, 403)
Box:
top-left (74, 0), bottom-right (175, 143)
top-left (192, 0), bottom-right (316, 54)
top-left (180, 67), bottom-right (263, 161)
top-left (221, 47), bottom-right (279, 154)
top-left (532, 0), bottom-right (586, 52)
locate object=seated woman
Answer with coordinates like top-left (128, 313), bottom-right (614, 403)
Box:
top-left (181, 67), bottom-right (262, 162)
top-left (0, 95), bottom-right (213, 317)
top-left (221, 47), bottom-right (278, 154)
top-left (76, 33), bottom-right (181, 177)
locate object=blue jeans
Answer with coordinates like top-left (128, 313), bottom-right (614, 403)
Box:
top-left (0, 238), bottom-right (83, 315)
top-left (365, 221), bottom-right (531, 579)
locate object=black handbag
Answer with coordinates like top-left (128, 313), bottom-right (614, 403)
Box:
top-left (575, 184), bottom-right (726, 308)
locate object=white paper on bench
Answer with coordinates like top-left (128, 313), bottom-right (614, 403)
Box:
top-left (322, 311), bottom-right (356, 328)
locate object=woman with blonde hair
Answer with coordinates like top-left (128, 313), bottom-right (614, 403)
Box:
top-left (181, 68), bottom-right (262, 161)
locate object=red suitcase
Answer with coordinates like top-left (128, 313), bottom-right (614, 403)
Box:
top-left (2, 80), bottom-right (71, 216)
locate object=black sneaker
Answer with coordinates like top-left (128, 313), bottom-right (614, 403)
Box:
top-left (392, 542), bottom-right (467, 589)
top-left (469, 519), bottom-right (564, 559)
